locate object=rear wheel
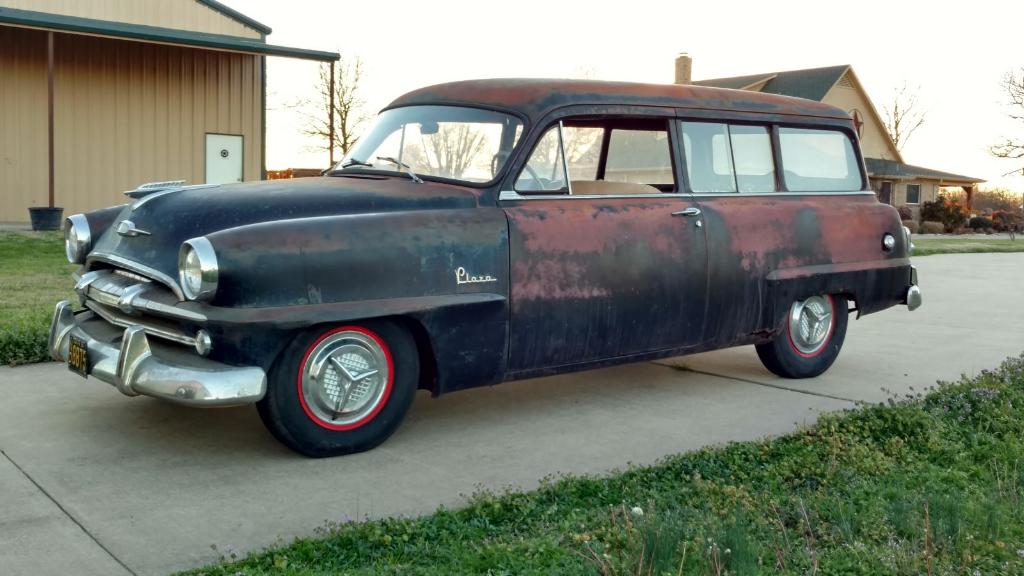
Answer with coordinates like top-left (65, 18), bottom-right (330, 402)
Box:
top-left (257, 320), bottom-right (418, 457)
top-left (755, 294), bottom-right (848, 379)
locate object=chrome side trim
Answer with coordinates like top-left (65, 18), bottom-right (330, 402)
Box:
top-left (50, 303), bottom-right (265, 407)
top-left (86, 252), bottom-right (184, 300)
top-left (498, 190), bottom-right (876, 201)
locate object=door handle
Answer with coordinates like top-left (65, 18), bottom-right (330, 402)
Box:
top-left (671, 207), bottom-right (702, 217)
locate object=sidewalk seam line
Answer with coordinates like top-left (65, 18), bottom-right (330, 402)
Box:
top-left (0, 449), bottom-right (137, 576)
top-left (652, 362), bottom-right (861, 404)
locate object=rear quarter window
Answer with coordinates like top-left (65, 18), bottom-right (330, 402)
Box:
top-left (779, 128), bottom-right (862, 192)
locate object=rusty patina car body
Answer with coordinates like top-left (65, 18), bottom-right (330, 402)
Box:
top-left (51, 79), bottom-right (920, 456)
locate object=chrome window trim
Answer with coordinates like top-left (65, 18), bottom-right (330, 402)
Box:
top-left (86, 252), bottom-right (185, 300)
top-left (499, 190), bottom-right (876, 201)
top-left (558, 120), bottom-right (573, 196)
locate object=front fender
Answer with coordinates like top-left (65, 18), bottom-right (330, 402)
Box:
top-left (205, 207), bottom-right (510, 307)
top-left (201, 207), bottom-right (511, 392)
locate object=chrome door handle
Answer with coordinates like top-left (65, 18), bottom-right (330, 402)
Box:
top-left (671, 207), bottom-right (702, 217)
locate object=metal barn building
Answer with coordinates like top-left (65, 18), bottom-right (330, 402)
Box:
top-left (0, 0), bottom-right (338, 224)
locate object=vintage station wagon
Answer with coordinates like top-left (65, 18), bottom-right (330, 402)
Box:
top-left (51, 79), bottom-right (921, 456)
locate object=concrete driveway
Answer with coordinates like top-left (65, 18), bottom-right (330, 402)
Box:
top-left (2, 252), bottom-right (1022, 576)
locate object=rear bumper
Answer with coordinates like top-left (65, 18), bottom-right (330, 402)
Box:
top-left (48, 301), bottom-right (266, 407)
top-left (904, 265), bottom-right (922, 311)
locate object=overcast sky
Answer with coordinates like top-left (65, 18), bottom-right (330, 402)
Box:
top-left (229, 0), bottom-right (1024, 191)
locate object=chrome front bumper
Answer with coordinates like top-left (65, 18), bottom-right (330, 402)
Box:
top-left (49, 301), bottom-right (266, 407)
top-left (904, 265), bottom-right (922, 312)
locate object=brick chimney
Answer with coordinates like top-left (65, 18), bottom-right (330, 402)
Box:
top-left (674, 53), bottom-right (692, 84)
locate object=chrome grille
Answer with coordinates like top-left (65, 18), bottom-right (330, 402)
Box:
top-left (75, 268), bottom-right (205, 348)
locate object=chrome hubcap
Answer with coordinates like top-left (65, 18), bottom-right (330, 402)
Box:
top-left (788, 295), bottom-right (834, 356)
top-left (301, 331), bottom-right (389, 427)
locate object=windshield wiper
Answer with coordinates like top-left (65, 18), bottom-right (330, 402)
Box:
top-left (341, 158), bottom-right (373, 168)
top-left (375, 156), bottom-right (424, 184)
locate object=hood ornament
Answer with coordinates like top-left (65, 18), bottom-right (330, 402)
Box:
top-left (116, 220), bottom-right (151, 237)
top-left (123, 180), bottom-right (220, 212)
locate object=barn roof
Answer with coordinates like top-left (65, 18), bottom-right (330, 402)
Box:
top-left (0, 6), bottom-right (338, 61)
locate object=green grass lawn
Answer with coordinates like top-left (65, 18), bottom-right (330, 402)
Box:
top-left (184, 355), bottom-right (1024, 576)
top-left (914, 236), bottom-right (1024, 256)
top-left (0, 231), bottom-right (77, 365)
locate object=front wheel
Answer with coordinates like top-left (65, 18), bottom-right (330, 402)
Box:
top-left (257, 320), bottom-right (419, 457)
top-left (755, 294), bottom-right (848, 379)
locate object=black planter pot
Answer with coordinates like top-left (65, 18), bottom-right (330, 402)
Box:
top-left (28, 207), bottom-right (64, 231)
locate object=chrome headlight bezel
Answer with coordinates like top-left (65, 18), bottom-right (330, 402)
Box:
top-left (178, 237), bottom-right (219, 301)
top-left (902, 225), bottom-right (914, 255)
top-left (64, 214), bottom-right (91, 264)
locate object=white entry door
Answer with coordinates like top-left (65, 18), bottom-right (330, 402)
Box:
top-left (205, 134), bottom-right (243, 184)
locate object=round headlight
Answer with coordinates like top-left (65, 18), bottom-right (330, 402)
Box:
top-left (178, 237), bottom-right (218, 301)
top-left (882, 233), bottom-right (896, 251)
top-left (64, 214), bottom-right (91, 264)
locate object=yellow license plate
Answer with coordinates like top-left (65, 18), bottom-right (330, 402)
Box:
top-left (68, 335), bottom-right (89, 378)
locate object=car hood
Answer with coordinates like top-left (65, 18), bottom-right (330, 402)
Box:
top-left (88, 176), bottom-right (480, 287)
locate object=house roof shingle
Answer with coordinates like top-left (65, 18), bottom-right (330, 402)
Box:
top-left (693, 65), bottom-right (850, 102)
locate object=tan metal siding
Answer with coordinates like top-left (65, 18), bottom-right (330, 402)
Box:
top-left (48, 33), bottom-right (262, 216)
top-left (0, 0), bottom-right (263, 39)
top-left (0, 26), bottom-right (48, 222)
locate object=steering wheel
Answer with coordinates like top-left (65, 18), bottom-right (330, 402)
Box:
top-left (522, 164), bottom-right (560, 191)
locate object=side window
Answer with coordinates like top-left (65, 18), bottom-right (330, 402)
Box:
top-left (730, 125), bottom-right (776, 193)
top-left (515, 126), bottom-right (567, 192)
top-left (563, 126), bottom-right (603, 181)
top-left (681, 122), bottom-right (736, 193)
top-left (514, 119), bottom-right (674, 194)
top-left (778, 128), bottom-right (862, 192)
top-left (605, 129), bottom-right (674, 185)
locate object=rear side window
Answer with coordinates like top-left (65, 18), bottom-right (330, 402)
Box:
top-left (778, 128), bottom-right (862, 192)
top-left (605, 129), bottom-right (674, 185)
top-left (681, 122), bottom-right (776, 193)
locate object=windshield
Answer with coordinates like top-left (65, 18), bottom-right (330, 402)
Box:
top-left (337, 106), bottom-right (524, 184)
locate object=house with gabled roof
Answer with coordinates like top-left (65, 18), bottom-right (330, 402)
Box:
top-left (674, 55), bottom-right (984, 218)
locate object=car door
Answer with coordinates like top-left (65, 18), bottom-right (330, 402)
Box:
top-left (501, 114), bottom-right (708, 372)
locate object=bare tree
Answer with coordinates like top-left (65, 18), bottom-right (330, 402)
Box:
top-left (882, 83), bottom-right (927, 151)
top-left (990, 67), bottom-right (1024, 177)
top-left (295, 54), bottom-right (370, 162)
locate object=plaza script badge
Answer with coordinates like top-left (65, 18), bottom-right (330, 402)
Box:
top-left (455, 266), bottom-right (496, 285)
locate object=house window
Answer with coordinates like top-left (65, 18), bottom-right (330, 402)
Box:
top-left (905, 183), bottom-right (921, 204)
top-left (877, 181), bottom-right (893, 205)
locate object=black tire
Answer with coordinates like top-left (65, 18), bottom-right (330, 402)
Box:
top-left (257, 319), bottom-right (419, 457)
top-left (755, 294), bottom-right (848, 379)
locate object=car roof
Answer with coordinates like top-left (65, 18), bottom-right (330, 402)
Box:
top-left (385, 78), bottom-right (852, 123)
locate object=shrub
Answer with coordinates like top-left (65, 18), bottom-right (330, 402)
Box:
top-left (991, 210), bottom-right (1022, 232)
top-left (921, 195), bottom-right (968, 232)
top-left (901, 219), bottom-right (918, 234)
top-left (921, 221), bottom-right (945, 234)
top-left (896, 204), bottom-right (914, 220)
top-left (969, 216), bottom-right (994, 230)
